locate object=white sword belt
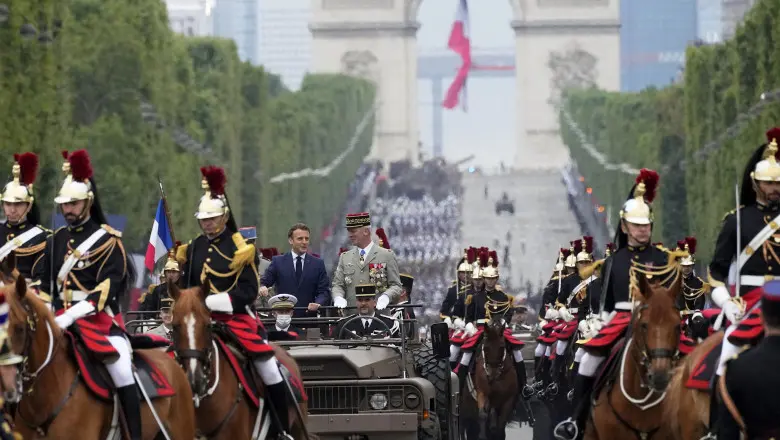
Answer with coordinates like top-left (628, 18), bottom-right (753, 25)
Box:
top-left (740, 275), bottom-right (780, 287)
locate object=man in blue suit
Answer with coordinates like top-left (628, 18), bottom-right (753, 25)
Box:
top-left (259, 223), bottom-right (331, 318)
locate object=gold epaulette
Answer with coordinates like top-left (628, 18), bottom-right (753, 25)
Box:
top-left (138, 284), bottom-right (158, 304)
top-left (39, 226), bottom-right (53, 234)
top-left (722, 205), bottom-right (744, 221)
top-left (176, 242), bottom-right (190, 265)
top-left (230, 232), bottom-right (256, 270)
top-left (465, 294), bottom-right (473, 305)
top-left (101, 224), bottom-right (122, 237)
top-left (579, 259), bottom-right (605, 279)
top-left (666, 249), bottom-right (689, 266)
top-left (506, 294), bottom-right (514, 304)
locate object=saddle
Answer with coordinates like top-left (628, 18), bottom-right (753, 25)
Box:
top-left (591, 337), bottom-right (628, 401)
top-left (65, 329), bottom-right (175, 403)
top-left (685, 338), bottom-right (724, 391)
top-left (212, 324), bottom-right (306, 409)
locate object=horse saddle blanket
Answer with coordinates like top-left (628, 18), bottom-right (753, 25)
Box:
top-left (592, 337), bottom-right (627, 399)
top-left (215, 337), bottom-right (307, 410)
top-left (66, 331), bottom-right (176, 402)
top-left (728, 308), bottom-right (764, 346)
top-left (685, 341), bottom-right (723, 391)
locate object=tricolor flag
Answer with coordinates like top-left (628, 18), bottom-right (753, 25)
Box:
top-left (442, 0), bottom-right (472, 110)
top-left (144, 199), bottom-right (174, 272)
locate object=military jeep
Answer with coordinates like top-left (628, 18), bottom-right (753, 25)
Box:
top-left (273, 316), bottom-right (457, 440)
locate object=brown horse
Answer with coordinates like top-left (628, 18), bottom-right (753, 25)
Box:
top-left (584, 272), bottom-right (681, 440)
top-left (461, 316), bottom-right (517, 440)
top-left (662, 331), bottom-right (724, 440)
top-left (6, 276), bottom-right (196, 439)
top-left (167, 281), bottom-right (309, 439)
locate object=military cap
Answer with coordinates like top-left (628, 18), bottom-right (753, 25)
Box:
top-left (269, 294), bottom-right (298, 309)
top-left (346, 212), bottom-right (371, 228)
top-left (355, 283), bottom-right (377, 298)
top-left (160, 297), bottom-right (174, 310)
top-left (400, 274), bottom-right (414, 294)
top-left (762, 280), bottom-right (780, 320)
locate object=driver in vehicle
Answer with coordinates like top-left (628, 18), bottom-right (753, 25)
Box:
top-left (332, 284), bottom-right (398, 338)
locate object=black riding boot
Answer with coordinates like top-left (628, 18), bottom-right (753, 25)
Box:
top-left (457, 363), bottom-right (469, 391)
top-left (707, 375), bottom-right (720, 431)
top-left (516, 361), bottom-right (533, 397)
top-left (534, 356), bottom-right (541, 376)
top-left (570, 361), bottom-right (580, 383)
top-left (553, 374), bottom-right (596, 440)
top-left (117, 385), bottom-right (142, 440)
top-left (543, 355), bottom-right (554, 385)
top-left (450, 360), bottom-right (459, 371)
top-left (267, 382), bottom-right (290, 436)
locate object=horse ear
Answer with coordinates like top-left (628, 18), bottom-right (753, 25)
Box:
top-left (0, 252), bottom-right (16, 280)
top-left (633, 272), bottom-right (651, 302)
top-left (200, 278), bottom-right (210, 302)
top-left (167, 279), bottom-right (180, 302)
top-left (15, 275), bottom-right (27, 300)
top-left (668, 269), bottom-right (684, 299)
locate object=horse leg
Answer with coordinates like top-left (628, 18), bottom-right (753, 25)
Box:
top-left (140, 349), bottom-right (196, 440)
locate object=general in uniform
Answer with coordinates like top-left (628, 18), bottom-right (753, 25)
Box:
top-left (331, 212), bottom-right (402, 311)
top-left (716, 279), bottom-right (780, 439)
top-left (555, 169), bottom-right (671, 440)
top-left (176, 166), bottom-right (290, 435)
top-left (267, 294), bottom-right (304, 341)
top-left (139, 246), bottom-right (181, 313)
top-left (705, 128), bottom-right (780, 433)
top-left (147, 297), bottom-right (174, 340)
top-left (0, 152), bottom-right (49, 287)
top-left (332, 284), bottom-right (398, 339)
top-left (33, 150), bottom-right (140, 438)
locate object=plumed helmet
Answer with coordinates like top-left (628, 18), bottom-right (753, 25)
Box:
top-left (620, 168), bottom-right (659, 225)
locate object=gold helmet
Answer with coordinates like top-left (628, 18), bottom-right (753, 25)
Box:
top-left (752, 128), bottom-right (780, 182)
top-left (54, 150), bottom-right (94, 204)
top-left (481, 250), bottom-right (499, 278)
top-left (576, 236), bottom-right (594, 262)
top-left (620, 169), bottom-right (659, 225)
top-left (604, 243), bottom-right (615, 257)
top-left (679, 236), bottom-right (696, 266)
top-left (564, 241), bottom-right (579, 268)
top-left (195, 166), bottom-right (229, 219)
top-left (1, 152), bottom-right (38, 205)
top-left (457, 248), bottom-right (473, 272)
top-left (163, 241), bottom-right (182, 272)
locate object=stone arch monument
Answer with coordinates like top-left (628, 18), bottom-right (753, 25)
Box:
top-left (309, 0), bottom-right (619, 168)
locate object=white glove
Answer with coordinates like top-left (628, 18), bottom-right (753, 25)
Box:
top-left (443, 317), bottom-right (453, 328)
top-left (723, 300), bottom-right (745, 324)
top-left (205, 293), bottom-right (233, 313)
top-left (544, 308), bottom-right (559, 320)
top-left (559, 306), bottom-right (574, 322)
top-left (55, 314), bottom-right (75, 329)
top-left (333, 296), bottom-right (347, 309)
top-left (453, 318), bottom-right (465, 330)
top-left (465, 322), bottom-right (476, 336)
top-left (54, 300), bottom-right (95, 329)
top-left (578, 319), bottom-right (590, 335)
top-left (376, 294), bottom-right (390, 310)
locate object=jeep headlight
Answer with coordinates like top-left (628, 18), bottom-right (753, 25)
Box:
top-left (369, 393), bottom-right (388, 410)
top-left (405, 392), bottom-right (420, 409)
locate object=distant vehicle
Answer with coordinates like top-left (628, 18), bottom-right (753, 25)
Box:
top-left (496, 192), bottom-right (515, 215)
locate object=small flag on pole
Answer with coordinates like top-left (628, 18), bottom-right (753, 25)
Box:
top-left (144, 199), bottom-right (174, 272)
top-left (442, 0), bottom-right (472, 110)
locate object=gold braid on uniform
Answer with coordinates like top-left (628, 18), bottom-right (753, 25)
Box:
top-left (485, 296), bottom-right (512, 320)
top-left (628, 250), bottom-right (687, 301)
top-left (682, 277), bottom-right (710, 302)
top-left (199, 235), bottom-right (258, 294)
top-left (465, 294), bottom-right (473, 306)
top-left (13, 241), bottom-right (46, 257)
top-left (67, 236), bottom-right (124, 292)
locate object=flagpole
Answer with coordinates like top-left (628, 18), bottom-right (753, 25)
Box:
top-left (157, 176), bottom-right (177, 244)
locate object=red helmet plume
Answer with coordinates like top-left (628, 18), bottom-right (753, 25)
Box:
top-left (561, 248), bottom-right (571, 258)
top-left (636, 168), bottom-right (659, 203)
top-left (605, 243), bottom-right (615, 254)
top-left (376, 228), bottom-right (391, 250)
top-left (489, 250), bottom-right (499, 267)
top-left (68, 150), bottom-right (93, 182)
top-left (15, 152), bottom-right (39, 186)
top-left (582, 236), bottom-right (593, 254)
top-left (478, 249), bottom-right (489, 267)
top-left (766, 127), bottom-right (780, 145)
top-left (677, 240), bottom-right (686, 251)
top-left (685, 236), bottom-right (697, 254)
top-left (572, 239), bottom-right (583, 255)
top-left (200, 166), bottom-right (226, 196)
top-left (467, 247), bottom-right (476, 264)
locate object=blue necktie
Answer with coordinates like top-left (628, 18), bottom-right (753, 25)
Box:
top-left (295, 256), bottom-right (302, 283)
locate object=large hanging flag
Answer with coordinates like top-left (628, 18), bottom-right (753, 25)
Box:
top-left (442, 0), bottom-right (472, 110)
top-left (144, 199), bottom-right (174, 272)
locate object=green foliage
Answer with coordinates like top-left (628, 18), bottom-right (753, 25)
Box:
top-left (560, 0), bottom-right (780, 262)
top-left (0, 0), bottom-right (374, 253)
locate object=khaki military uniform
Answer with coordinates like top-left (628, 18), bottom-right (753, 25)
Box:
top-left (147, 323), bottom-right (172, 340)
top-left (332, 244), bottom-right (402, 308)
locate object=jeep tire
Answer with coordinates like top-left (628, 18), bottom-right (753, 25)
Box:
top-left (411, 344), bottom-right (451, 439)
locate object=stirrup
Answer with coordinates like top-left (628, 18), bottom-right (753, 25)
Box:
top-left (533, 380), bottom-right (545, 392)
top-left (522, 384), bottom-right (535, 399)
top-left (567, 389), bottom-right (575, 402)
top-left (553, 418), bottom-right (579, 440)
top-left (547, 382), bottom-right (559, 396)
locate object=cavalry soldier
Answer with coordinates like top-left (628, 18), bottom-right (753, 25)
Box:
top-left (176, 165), bottom-right (291, 437)
top-left (267, 294), bottom-right (303, 341)
top-left (0, 152), bottom-right (48, 288)
top-left (389, 273), bottom-right (416, 338)
top-left (139, 245), bottom-right (181, 312)
top-left (705, 128), bottom-right (780, 434)
top-left (34, 150), bottom-right (140, 438)
top-left (331, 212), bottom-right (402, 311)
top-left (446, 247), bottom-right (478, 369)
top-left (332, 284), bottom-right (398, 338)
top-left (676, 236), bottom-right (708, 311)
top-left (534, 248), bottom-right (570, 383)
top-left (464, 249), bottom-right (497, 331)
top-left (0, 293), bottom-right (23, 440)
top-left (147, 298), bottom-right (174, 340)
top-left (456, 251), bottom-right (531, 396)
top-left (555, 169), bottom-right (670, 440)
top-left (440, 248), bottom-right (472, 324)
top-left (716, 279), bottom-right (780, 439)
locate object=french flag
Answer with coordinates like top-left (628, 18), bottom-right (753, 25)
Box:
top-left (144, 199), bottom-right (174, 272)
top-left (442, 0), bottom-right (472, 110)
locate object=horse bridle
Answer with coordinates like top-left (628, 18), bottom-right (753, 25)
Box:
top-left (480, 322), bottom-right (509, 382)
top-left (631, 303), bottom-right (681, 383)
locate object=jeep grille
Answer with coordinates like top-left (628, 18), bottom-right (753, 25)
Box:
top-left (305, 384), bottom-right (421, 414)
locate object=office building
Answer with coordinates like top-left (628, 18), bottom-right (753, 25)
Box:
top-left (164, 0), bottom-right (214, 36)
top-left (212, 0), bottom-right (260, 63)
top-left (721, 0), bottom-right (757, 40)
top-left (258, 2), bottom-right (311, 90)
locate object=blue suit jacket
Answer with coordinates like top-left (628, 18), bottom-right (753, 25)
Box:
top-left (260, 252), bottom-right (331, 317)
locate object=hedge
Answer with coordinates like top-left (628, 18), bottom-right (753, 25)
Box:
top-left (560, 0), bottom-right (780, 263)
top-left (0, 0), bottom-right (375, 253)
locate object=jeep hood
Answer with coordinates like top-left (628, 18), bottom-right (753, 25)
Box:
top-left (286, 345), bottom-right (404, 379)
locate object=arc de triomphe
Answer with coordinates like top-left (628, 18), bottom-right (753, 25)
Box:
top-left (309, 0), bottom-right (620, 169)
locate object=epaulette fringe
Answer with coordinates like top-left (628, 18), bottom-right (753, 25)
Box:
top-left (230, 232), bottom-right (256, 270)
top-left (579, 259), bottom-right (605, 280)
top-left (465, 294), bottom-right (473, 305)
top-left (176, 243), bottom-right (189, 265)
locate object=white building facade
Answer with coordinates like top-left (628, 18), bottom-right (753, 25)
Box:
top-left (165, 0), bottom-right (214, 36)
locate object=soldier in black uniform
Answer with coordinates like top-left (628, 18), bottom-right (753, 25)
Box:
top-left (555, 169), bottom-right (670, 440)
top-left (440, 248), bottom-right (472, 324)
top-left (33, 150), bottom-right (140, 438)
top-left (332, 284), bottom-right (397, 338)
top-left (0, 152), bottom-right (49, 289)
top-left (267, 294), bottom-right (304, 341)
top-left (390, 273), bottom-right (416, 338)
top-left (716, 279), bottom-right (780, 439)
top-left (674, 237), bottom-right (708, 311)
top-left (704, 128), bottom-right (780, 434)
top-left (139, 245), bottom-right (181, 312)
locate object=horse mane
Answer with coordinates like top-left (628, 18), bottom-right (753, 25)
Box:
top-left (4, 280), bottom-right (58, 352)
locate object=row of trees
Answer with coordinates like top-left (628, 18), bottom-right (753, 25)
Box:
top-left (561, 0), bottom-right (780, 263)
top-left (0, 0), bottom-right (375, 252)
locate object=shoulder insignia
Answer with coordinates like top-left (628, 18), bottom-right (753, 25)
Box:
top-left (176, 243), bottom-right (189, 265)
top-left (54, 226), bottom-right (67, 235)
top-left (465, 294), bottom-right (473, 305)
top-left (452, 279), bottom-right (457, 286)
top-left (101, 224), bottom-right (122, 237)
top-left (722, 206), bottom-right (743, 221)
top-left (506, 294), bottom-right (514, 303)
top-left (39, 226), bottom-right (52, 234)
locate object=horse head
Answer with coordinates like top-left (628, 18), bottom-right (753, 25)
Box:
top-left (5, 275), bottom-right (59, 401)
top-left (0, 252), bottom-right (19, 286)
top-left (482, 314), bottom-right (508, 374)
top-left (168, 279), bottom-right (212, 398)
top-left (632, 269), bottom-right (682, 392)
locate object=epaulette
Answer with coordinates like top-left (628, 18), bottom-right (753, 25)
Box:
top-left (39, 226), bottom-right (53, 234)
top-left (722, 206), bottom-right (744, 221)
top-left (101, 224), bottom-right (122, 237)
top-left (176, 241), bottom-right (190, 265)
top-left (465, 294), bottom-right (473, 305)
top-left (138, 283), bottom-right (158, 304)
top-left (451, 279), bottom-right (457, 286)
top-left (506, 294), bottom-right (514, 303)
